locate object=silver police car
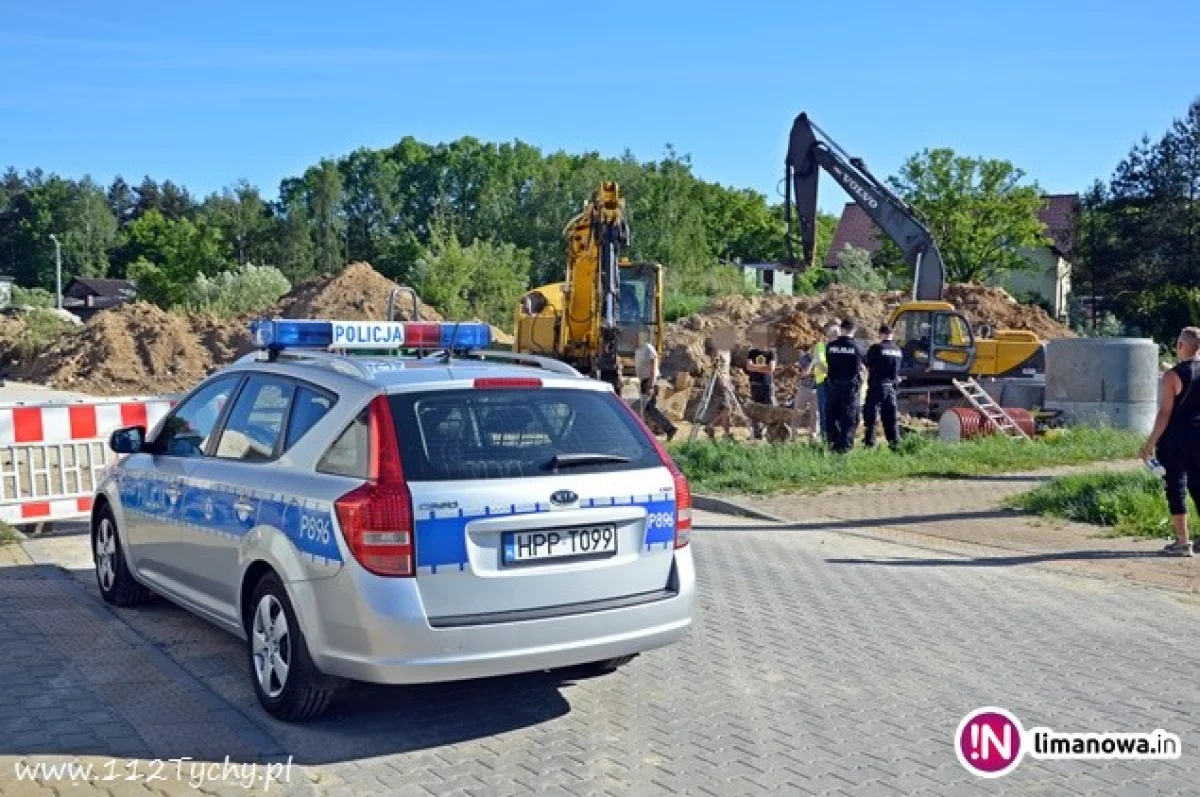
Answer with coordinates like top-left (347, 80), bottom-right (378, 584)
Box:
top-left (91, 319), bottom-right (695, 720)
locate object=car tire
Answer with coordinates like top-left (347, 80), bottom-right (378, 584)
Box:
top-left (247, 572), bottom-right (338, 722)
top-left (92, 506), bottom-right (152, 607)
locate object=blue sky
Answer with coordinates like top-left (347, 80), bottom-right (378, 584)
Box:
top-left (2, 0), bottom-right (1197, 211)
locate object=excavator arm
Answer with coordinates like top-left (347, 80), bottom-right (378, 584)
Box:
top-left (784, 112), bottom-right (946, 301)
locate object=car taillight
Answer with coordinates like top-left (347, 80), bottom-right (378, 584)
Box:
top-left (334, 395), bottom-right (415, 577)
top-left (611, 395), bottom-right (691, 548)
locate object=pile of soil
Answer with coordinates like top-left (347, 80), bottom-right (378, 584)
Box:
top-left (658, 283), bottom-right (1073, 422)
top-left (18, 304), bottom-right (246, 395)
top-left (274, 262), bottom-right (443, 323)
top-left (943, 284), bottom-right (1071, 341)
top-left (9, 262), bottom-right (448, 396)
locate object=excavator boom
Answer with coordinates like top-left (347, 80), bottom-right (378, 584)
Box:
top-left (784, 112), bottom-right (946, 301)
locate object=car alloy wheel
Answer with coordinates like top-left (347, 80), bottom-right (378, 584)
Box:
top-left (95, 517), bottom-right (117, 593)
top-left (251, 594), bottom-right (292, 699)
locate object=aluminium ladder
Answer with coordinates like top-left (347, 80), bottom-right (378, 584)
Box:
top-left (951, 378), bottom-right (1031, 439)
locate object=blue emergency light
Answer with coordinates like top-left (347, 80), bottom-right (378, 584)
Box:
top-left (250, 319), bottom-right (492, 353)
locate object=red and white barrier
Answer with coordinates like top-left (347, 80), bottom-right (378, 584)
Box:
top-left (0, 397), bottom-right (173, 527)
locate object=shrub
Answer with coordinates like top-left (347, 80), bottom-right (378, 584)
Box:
top-left (184, 264), bottom-right (291, 317)
top-left (833, 245), bottom-right (887, 292)
top-left (11, 308), bottom-right (74, 361)
top-left (11, 285), bottom-right (56, 309)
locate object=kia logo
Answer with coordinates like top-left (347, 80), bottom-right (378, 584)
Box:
top-left (550, 490), bottom-right (578, 506)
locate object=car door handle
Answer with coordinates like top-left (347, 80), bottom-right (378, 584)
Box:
top-left (233, 498), bottom-right (255, 516)
top-left (164, 485), bottom-right (181, 501)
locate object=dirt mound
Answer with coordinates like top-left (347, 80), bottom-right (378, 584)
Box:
top-left (16, 262), bottom-right (452, 396)
top-left (274, 262), bottom-right (443, 322)
top-left (944, 284), bottom-right (1073, 341)
top-left (658, 283), bottom-right (1072, 422)
top-left (17, 304), bottom-right (249, 396)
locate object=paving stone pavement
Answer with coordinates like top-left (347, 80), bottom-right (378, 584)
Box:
top-left (2, 502), bottom-right (1199, 795)
top-left (749, 463), bottom-right (1200, 595)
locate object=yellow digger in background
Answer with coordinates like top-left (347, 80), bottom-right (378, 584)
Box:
top-left (513, 182), bottom-right (664, 391)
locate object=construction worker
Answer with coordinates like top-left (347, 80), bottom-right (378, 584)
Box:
top-left (812, 324), bottom-right (838, 441)
top-left (745, 326), bottom-right (777, 440)
top-left (791, 348), bottom-right (821, 440)
top-left (863, 324), bottom-right (902, 449)
top-left (704, 341), bottom-right (735, 440)
top-left (824, 318), bottom-right (866, 453)
top-left (634, 339), bottom-right (677, 441)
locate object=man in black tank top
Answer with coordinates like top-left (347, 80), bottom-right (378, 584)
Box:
top-left (1141, 326), bottom-right (1200, 556)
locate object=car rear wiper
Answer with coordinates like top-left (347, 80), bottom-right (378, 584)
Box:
top-left (545, 453), bottom-right (632, 470)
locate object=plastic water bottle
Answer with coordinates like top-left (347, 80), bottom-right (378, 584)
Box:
top-left (1146, 457), bottom-right (1167, 478)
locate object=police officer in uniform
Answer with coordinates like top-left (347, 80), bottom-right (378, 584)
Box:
top-left (824, 318), bottom-right (866, 453)
top-left (864, 324), bottom-right (902, 450)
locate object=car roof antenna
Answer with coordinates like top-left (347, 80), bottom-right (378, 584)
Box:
top-left (441, 323), bottom-right (462, 364)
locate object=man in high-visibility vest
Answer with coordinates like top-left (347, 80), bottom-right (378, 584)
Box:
top-left (811, 324), bottom-right (839, 442)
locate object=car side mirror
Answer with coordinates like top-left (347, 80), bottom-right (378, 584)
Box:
top-left (110, 426), bottom-right (146, 455)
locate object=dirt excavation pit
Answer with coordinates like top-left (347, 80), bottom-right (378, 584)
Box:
top-left (7, 262), bottom-right (450, 396)
top-left (659, 283), bottom-right (1073, 423)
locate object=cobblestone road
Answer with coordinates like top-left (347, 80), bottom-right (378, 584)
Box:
top-left (2, 502), bottom-right (1198, 796)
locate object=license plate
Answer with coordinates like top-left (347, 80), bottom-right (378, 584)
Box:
top-left (502, 525), bottom-right (617, 564)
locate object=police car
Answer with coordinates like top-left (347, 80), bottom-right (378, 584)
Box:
top-left (91, 318), bottom-right (695, 720)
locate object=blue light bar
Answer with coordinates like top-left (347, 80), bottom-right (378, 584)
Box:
top-left (250, 319), bottom-right (491, 353)
top-left (440, 322), bottom-right (491, 350)
top-left (251, 320), bottom-right (335, 349)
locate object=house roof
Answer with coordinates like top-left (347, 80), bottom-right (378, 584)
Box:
top-left (65, 277), bottom-right (136, 297)
top-left (824, 193), bottom-right (1080, 267)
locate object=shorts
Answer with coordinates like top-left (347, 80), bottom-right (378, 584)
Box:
top-left (750, 384), bottom-right (775, 406)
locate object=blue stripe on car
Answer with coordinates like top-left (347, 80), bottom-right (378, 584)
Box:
top-left (414, 496), bottom-right (677, 573)
top-left (117, 474), bottom-right (674, 573)
top-left (117, 474), bottom-right (342, 563)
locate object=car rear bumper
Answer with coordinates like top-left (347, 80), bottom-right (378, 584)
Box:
top-left (291, 548), bottom-right (695, 685)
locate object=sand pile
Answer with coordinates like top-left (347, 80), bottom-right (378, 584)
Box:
top-left (16, 304), bottom-right (244, 395)
top-left (658, 283), bottom-right (1073, 421)
top-left (13, 263), bottom-right (451, 396)
top-left (275, 262), bottom-right (444, 322)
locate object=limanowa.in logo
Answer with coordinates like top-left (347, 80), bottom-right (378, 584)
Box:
top-left (955, 707), bottom-right (1181, 778)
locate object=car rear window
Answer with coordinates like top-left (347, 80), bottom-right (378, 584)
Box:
top-left (389, 388), bottom-right (662, 481)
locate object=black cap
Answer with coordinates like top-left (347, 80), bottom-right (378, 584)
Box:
top-left (878, 324), bottom-right (892, 335)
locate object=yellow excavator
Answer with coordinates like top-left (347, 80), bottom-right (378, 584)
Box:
top-left (782, 113), bottom-right (1046, 410)
top-left (513, 182), bottom-right (664, 390)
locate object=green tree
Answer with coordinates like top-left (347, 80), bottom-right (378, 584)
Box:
top-left (199, 181), bottom-right (276, 267)
top-left (833, 244), bottom-right (887, 292)
top-left (122, 210), bottom-right (228, 307)
top-left (879, 148), bottom-right (1049, 283)
top-left (310, 160), bottom-right (345, 272)
top-left (814, 211), bottom-right (839, 268)
top-left (273, 197), bottom-right (316, 282)
top-left (411, 224), bottom-right (531, 328)
top-left (0, 173), bottom-right (117, 288)
top-left (1081, 98), bottom-right (1200, 342)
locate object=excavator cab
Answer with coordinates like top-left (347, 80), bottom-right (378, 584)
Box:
top-left (616, 262), bottom-right (662, 359)
top-left (891, 302), bottom-right (975, 380)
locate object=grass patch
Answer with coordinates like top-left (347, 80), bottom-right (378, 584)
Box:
top-left (1008, 470), bottom-right (1197, 538)
top-left (0, 521), bottom-right (19, 546)
top-left (670, 426), bottom-right (1141, 495)
top-left (663, 293), bottom-right (712, 323)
